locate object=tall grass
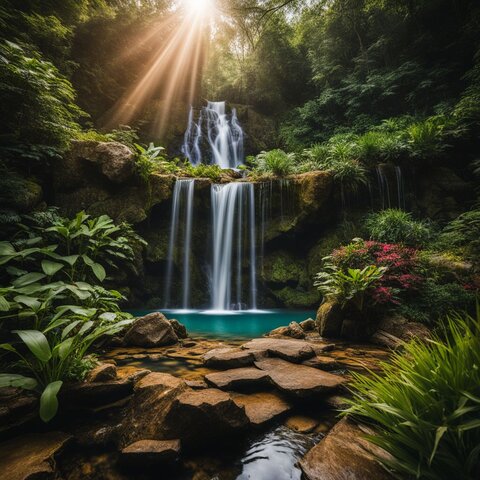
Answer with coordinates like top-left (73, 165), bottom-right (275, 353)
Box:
top-left (345, 309), bottom-right (480, 479)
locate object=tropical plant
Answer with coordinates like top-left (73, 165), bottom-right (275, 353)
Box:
top-left (184, 163), bottom-right (223, 181)
top-left (345, 309), bottom-right (480, 479)
top-left (255, 149), bottom-right (296, 176)
top-left (134, 143), bottom-right (168, 181)
top-left (314, 262), bottom-right (386, 310)
top-left (365, 209), bottom-right (433, 247)
top-left (407, 116), bottom-right (450, 159)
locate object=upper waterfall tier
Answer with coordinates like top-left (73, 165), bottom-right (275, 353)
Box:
top-left (182, 101), bottom-right (244, 169)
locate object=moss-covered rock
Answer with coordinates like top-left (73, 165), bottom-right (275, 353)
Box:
top-left (0, 175), bottom-right (43, 213)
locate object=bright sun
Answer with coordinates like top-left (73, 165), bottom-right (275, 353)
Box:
top-left (183, 0), bottom-right (215, 17)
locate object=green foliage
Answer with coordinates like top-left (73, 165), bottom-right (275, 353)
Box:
top-left (134, 143), bottom-right (168, 181)
top-left (254, 149), bottom-right (297, 176)
top-left (183, 163), bottom-right (223, 181)
top-left (407, 116), bottom-right (450, 159)
top-left (346, 309), bottom-right (480, 479)
top-left (365, 209), bottom-right (433, 247)
top-left (0, 41), bottom-right (83, 149)
top-left (437, 209), bottom-right (480, 260)
top-left (314, 262), bottom-right (386, 311)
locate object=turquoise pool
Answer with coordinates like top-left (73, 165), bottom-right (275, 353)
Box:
top-left (130, 309), bottom-right (316, 339)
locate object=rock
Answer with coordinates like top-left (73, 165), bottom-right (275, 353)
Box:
top-left (316, 300), bottom-right (344, 338)
top-left (123, 312), bottom-right (178, 347)
top-left (0, 432), bottom-right (72, 480)
top-left (232, 392), bottom-right (292, 426)
top-left (300, 418), bottom-right (393, 480)
top-left (0, 388), bottom-right (37, 434)
top-left (267, 326), bottom-right (291, 337)
top-left (285, 415), bottom-right (319, 433)
top-left (371, 315), bottom-right (431, 349)
top-left (203, 347), bottom-right (256, 369)
top-left (87, 363), bottom-right (117, 382)
top-left (324, 395), bottom-right (350, 410)
top-left (1, 175), bottom-right (43, 213)
top-left (255, 358), bottom-right (346, 398)
top-left (121, 439), bottom-right (181, 466)
top-left (185, 380), bottom-right (208, 389)
top-left (302, 355), bottom-right (338, 371)
top-left (288, 321), bottom-right (306, 339)
top-left (95, 142), bottom-right (135, 184)
top-left (163, 389), bottom-right (250, 445)
top-left (241, 338), bottom-right (315, 363)
top-left (300, 318), bottom-right (316, 331)
top-left (170, 319), bottom-right (188, 339)
top-left (205, 368), bottom-right (270, 391)
top-left (120, 373), bottom-right (189, 447)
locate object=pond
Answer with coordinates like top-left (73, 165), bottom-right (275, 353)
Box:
top-left (130, 309), bottom-right (316, 340)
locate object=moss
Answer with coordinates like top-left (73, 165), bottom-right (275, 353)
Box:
top-left (271, 286), bottom-right (320, 308)
top-left (262, 251), bottom-right (306, 286)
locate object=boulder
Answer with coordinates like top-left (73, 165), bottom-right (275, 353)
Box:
top-left (0, 432), bottom-right (72, 480)
top-left (288, 321), bottom-right (306, 339)
top-left (316, 301), bottom-right (344, 338)
top-left (372, 315), bottom-right (431, 348)
top-left (300, 418), bottom-right (393, 480)
top-left (123, 312), bottom-right (178, 347)
top-left (163, 389), bottom-right (250, 445)
top-left (87, 363), bottom-right (117, 382)
top-left (267, 326), bottom-right (291, 337)
top-left (95, 142), bottom-right (135, 184)
top-left (0, 388), bottom-right (37, 434)
top-left (231, 392), bottom-right (292, 426)
top-left (302, 355), bottom-right (339, 371)
top-left (300, 318), bottom-right (316, 331)
top-left (241, 338), bottom-right (315, 363)
top-left (121, 439), bottom-right (181, 466)
top-left (203, 347), bottom-right (256, 369)
top-left (205, 368), bottom-right (270, 391)
top-left (285, 415), bottom-right (319, 433)
top-left (255, 358), bottom-right (346, 398)
top-left (170, 319), bottom-right (188, 339)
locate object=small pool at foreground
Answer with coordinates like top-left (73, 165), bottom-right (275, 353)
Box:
top-left (130, 309), bottom-right (316, 339)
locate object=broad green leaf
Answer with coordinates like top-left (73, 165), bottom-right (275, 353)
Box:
top-left (99, 312), bottom-right (117, 322)
top-left (13, 273), bottom-right (46, 288)
top-left (57, 338), bottom-right (74, 360)
top-left (0, 242), bottom-right (16, 255)
top-left (13, 295), bottom-right (41, 310)
top-left (41, 260), bottom-right (64, 276)
top-left (91, 263), bottom-right (106, 282)
top-left (61, 320), bottom-right (81, 339)
top-left (13, 330), bottom-right (51, 362)
top-left (0, 374), bottom-right (38, 390)
top-left (0, 295), bottom-right (10, 311)
top-left (39, 381), bottom-right (63, 422)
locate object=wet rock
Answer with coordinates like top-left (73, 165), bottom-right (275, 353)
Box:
top-left (267, 326), bottom-right (291, 337)
top-left (285, 415), bottom-right (319, 433)
top-left (121, 439), bottom-right (181, 466)
top-left (123, 312), bottom-right (178, 347)
top-left (232, 392), bottom-right (292, 426)
top-left (205, 368), bottom-right (270, 391)
top-left (163, 389), bottom-right (250, 445)
top-left (300, 318), bottom-right (316, 331)
top-left (300, 418), bottom-right (393, 480)
top-left (186, 380), bottom-right (208, 389)
top-left (0, 432), bottom-right (72, 480)
top-left (170, 319), bottom-right (188, 339)
top-left (87, 363), bottom-right (117, 382)
top-left (241, 338), bottom-right (315, 363)
top-left (255, 358), bottom-right (346, 398)
top-left (302, 355), bottom-right (338, 371)
top-left (203, 347), bottom-right (256, 369)
top-left (316, 300), bottom-right (344, 338)
top-left (0, 388), bottom-right (37, 434)
top-left (288, 321), bottom-right (306, 339)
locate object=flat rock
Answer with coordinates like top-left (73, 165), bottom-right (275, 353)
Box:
top-left (255, 358), bottom-right (346, 398)
top-left (205, 368), bottom-right (270, 391)
top-left (300, 418), bottom-right (394, 480)
top-left (0, 432), bottom-right (72, 480)
top-left (123, 312), bottom-right (178, 347)
top-left (163, 388), bottom-right (249, 445)
top-left (203, 347), bottom-right (256, 369)
top-left (241, 338), bottom-right (315, 363)
top-left (121, 439), bottom-right (181, 466)
top-left (285, 415), bottom-right (319, 433)
top-left (232, 392), bottom-right (292, 426)
top-left (0, 388), bottom-right (37, 434)
top-left (186, 379), bottom-right (208, 389)
top-left (87, 363), bottom-right (117, 382)
top-left (302, 355), bottom-right (338, 371)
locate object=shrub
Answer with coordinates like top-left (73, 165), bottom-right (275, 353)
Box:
top-left (134, 143), bottom-right (168, 180)
top-left (357, 130), bottom-right (407, 164)
top-left (345, 309), bottom-right (480, 479)
top-left (255, 149), bottom-right (296, 176)
top-left (407, 115), bottom-right (450, 159)
top-left (365, 209), bottom-right (433, 247)
top-left (184, 163), bottom-right (223, 181)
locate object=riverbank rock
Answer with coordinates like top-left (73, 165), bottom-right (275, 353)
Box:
top-left (170, 319), bottom-right (188, 339)
top-left (203, 347), bottom-right (256, 369)
top-left (0, 388), bottom-right (37, 434)
top-left (121, 439), bottom-right (181, 466)
top-left (316, 300), bottom-right (344, 338)
top-left (0, 432), bottom-right (72, 480)
top-left (300, 318), bottom-right (316, 331)
top-left (232, 392), bottom-right (292, 426)
top-left (371, 315), bottom-right (431, 349)
top-left (285, 415), bottom-right (319, 433)
top-left (123, 313), bottom-right (179, 347)
top-left (288, 321), bottom-right (306, 339)
top-left (241, 338), bottom-right (315, 363)
top-left (87, 363), bottom-right (117, 382)
top-left (300, 418), bottom-right (393, 480)
top-left (255, 358), bottom-right (346, 398)
top-left (205, 368), bottom-right (270, 391)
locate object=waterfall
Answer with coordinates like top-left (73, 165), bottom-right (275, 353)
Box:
top-left (210, 182), bottom-right (257, 311)
top-left (376, 164), bottom-right (406, 210)
top-left (182, 101), bottom-right (244, 169)
top-left (163, 179), bottom-right (195, 309)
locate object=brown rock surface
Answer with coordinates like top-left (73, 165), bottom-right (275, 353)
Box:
top-left (87, 363), bottom-right (117, 382)
top-left (232, 392), bottom-right (292, 426)
top-left (203, 347), bottom-right (256, 369)
top-left (205, 368), bottom-right (270, 391)
top-left (285, 415), bottom-right (319, 433)
top-left (121, 439), bottom-right (181, 466)
top-left (300, 418), bottom-right (393, 480)
top-left (123, 312), bottom-right (178, 347)
top-left (241, 338), bottom-right (315, 363)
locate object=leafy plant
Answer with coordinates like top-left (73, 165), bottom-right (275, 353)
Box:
top-left (184, 163), bottom-right (223, 181)
top-left (345, 309), bottom-right (480, 479)
top-left (314, 262), bottom-right (386, 310)
top-left (365, 209), bottom-right (433, 247)
top-left (134, 143), bottom-right (168, 181)
top-left (407, 116), bottom-right (450, 159)
top-left (255, 149), bottom-right (296, 176)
